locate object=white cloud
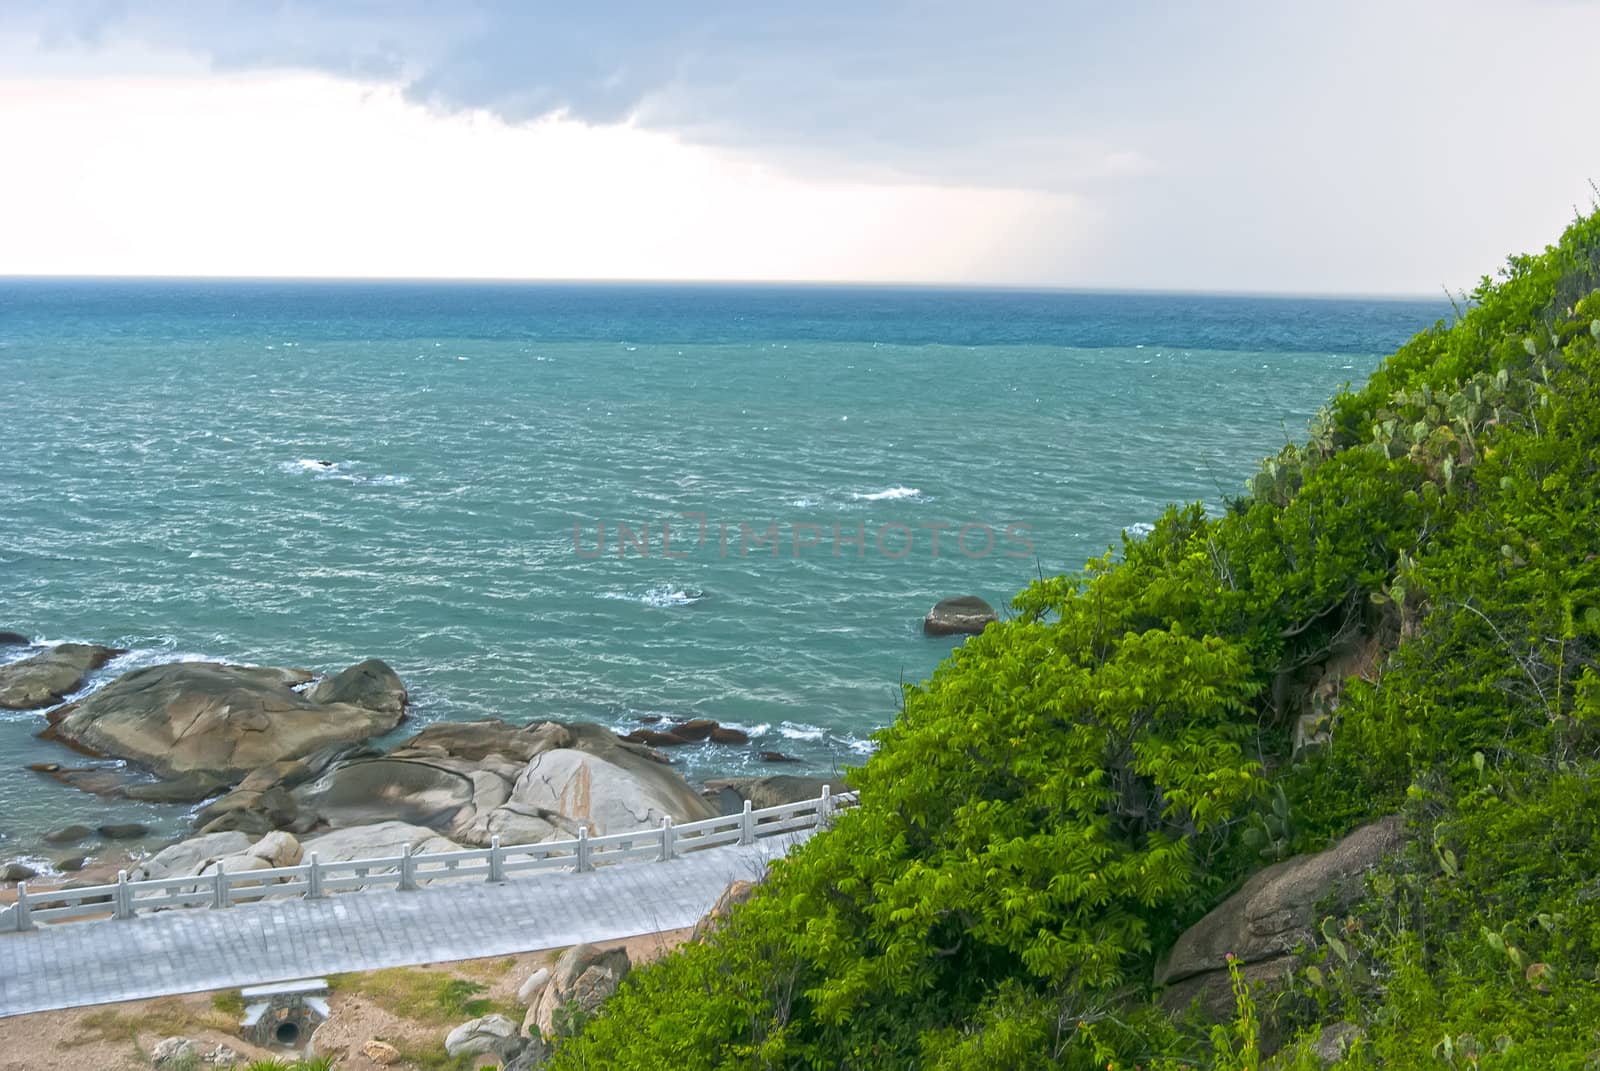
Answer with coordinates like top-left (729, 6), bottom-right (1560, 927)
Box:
top-left (0, 72), bottom-right (1081, 283)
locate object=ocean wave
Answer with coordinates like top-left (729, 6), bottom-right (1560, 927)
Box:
top-left (280, 459), bottom-right (410, 486)
top-left (778, 721), bottom-right (827, 741)
top-left (1125, 521), bottom-right (1156, 537)
top-left (283, 458), bottom-right (342, 474)
top-left (851, 486), bottom-right (924, 502)
top-left (599, 584), bottom-right (708, 608)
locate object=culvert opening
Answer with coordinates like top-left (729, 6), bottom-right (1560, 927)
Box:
top-left (274, 1021), bottom-right (301, 1047)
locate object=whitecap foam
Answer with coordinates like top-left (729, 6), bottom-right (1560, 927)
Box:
top-left (789, 496), bottom-right (820, 509)
top-left (282, 458), bottom-right (341, 475)
top-left (1125, 521), bottom-right (1156, 538)
top-left (600, 584), bottom-right (708, 608)
top-left (851, 486), bottom-right (924, 502)
top-left (778, 721), bottom-right (826, 741)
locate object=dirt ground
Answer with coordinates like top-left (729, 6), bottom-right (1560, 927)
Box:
top-left (0, 928), bottom-right (693, 1070)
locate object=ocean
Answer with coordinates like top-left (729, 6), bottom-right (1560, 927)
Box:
top-left (0, 279), bottom-right (1445, 856)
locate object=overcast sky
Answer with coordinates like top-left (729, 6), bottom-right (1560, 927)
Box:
top-left (2, 1), bottom-right (1598, 292)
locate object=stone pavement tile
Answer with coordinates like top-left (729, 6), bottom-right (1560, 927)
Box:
top-left (0, 835), bottom-right (809, 1018)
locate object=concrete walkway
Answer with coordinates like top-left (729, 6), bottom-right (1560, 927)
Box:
top-left (0, 835), bottom-right (803, 1019)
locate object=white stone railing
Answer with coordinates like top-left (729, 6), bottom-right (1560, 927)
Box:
top-left (2, 786), bottom-right (855, 932)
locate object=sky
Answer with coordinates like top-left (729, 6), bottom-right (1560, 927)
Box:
top-left (1, 2), bottom-right (1598, 292)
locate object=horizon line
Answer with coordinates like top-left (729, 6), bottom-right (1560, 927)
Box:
top-left (0, 272), bottom-right (1446, 303)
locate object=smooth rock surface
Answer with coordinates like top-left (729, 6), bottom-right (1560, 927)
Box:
top-left (444, 1013), bottom-right (520, 1058)
top-left (41, 660), bottom-right (405, 781)
top-left (1156, 815), bottom-right (1408, 987)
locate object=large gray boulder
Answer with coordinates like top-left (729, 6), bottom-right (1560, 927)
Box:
top-left (198, 719), bottom-right (715, 847)
top-left (1156, 816), bottom-right (1408, 1023)
top-left (299, 820), bottom-right (463, 862)
top-left (0, 643), bottom-right (124, 709)
top-left (40, 660), bottom-right (406, 781)
top-left (130, 830), bottom-right (300, 882)
top-left (530, 943), bottom-right (630, 1039)
top-left (444, 1014), bottom-right (521, 1059)
top-left (922, 596), bottom-right (998, 637)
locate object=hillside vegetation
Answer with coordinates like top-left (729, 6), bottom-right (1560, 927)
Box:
top-left (549, 206), bottom-right (1600, 1069)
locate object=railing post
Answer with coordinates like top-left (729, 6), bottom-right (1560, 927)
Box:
top-left (14, 882), bottom-right (32, 932)
top-left (739, 799), bottom-right (755, 846)
top-left (114, 870), bottom-right (133, 920)
top-left (211, 859), bottom-right (230, 909)
top-left (819, 784), bottom-right (834, 827)
top-left (399, 846), bottom-right (418, 892)
top-left (488, 836), bottom-right (506, 883)
top-left (306, 853), bottom-right (323, 899)
top-left (576, 826), bottom-right (592, 872)
top-left (659, 815), bottom-right (675, 862)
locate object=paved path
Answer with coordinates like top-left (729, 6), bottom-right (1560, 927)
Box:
top-left (0, 835), bottom-right (803, 1019)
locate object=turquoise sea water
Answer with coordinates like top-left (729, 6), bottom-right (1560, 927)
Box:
top-left (0, 280), bottom-right (1445, 859)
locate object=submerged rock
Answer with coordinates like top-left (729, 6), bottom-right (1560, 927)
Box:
top-left (0, 643), bottom-right (124, 710)
top-left (40, 660), bottom-right (406, 781)
top-left (922, 595), bottom-right (998, 637)
top-left (0, 631), bottom-right (31, 647)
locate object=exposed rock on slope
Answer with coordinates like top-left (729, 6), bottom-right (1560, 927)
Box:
top-left (1156, 815), bottom-right (1409, 1021)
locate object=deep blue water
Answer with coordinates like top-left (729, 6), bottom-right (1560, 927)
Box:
top-left (0, 279), bottom-right (1445, 856)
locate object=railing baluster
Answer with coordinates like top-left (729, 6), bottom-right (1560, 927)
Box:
top-left (659, 815), bottom-right (675, 862)
top-left (576, 826), bottom-right (592, 872)
top-left (306, 853), bottom-right (323, 899)
top-left (14, 882), bottom-right (32, 931)
top-left (211, 860), bottom-right (230, 910)
top-left (114, 870), bottom-right (133, 920)
top-left (739, 799), bottom-right (755, 845)
top-left (488, 836), bottom-right (506, 883)
top-left (399, 846), bottom-right (418, 891)
top-left (820, 784), bottom-right (834, 827)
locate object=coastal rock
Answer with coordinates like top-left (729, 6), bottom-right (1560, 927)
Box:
top-left (758, 750), bottom-right (801, 763)
top-left (922, 595), bottom-right (998, 637)
top-left (56, 855), bottom-right (86, 872)
top-left (131, 831), bottom-right (254, 881)
top-left (130, 830), bottom-right (300, 882)
top-left (1156, 816), bottom-right (1408, 1036)
top-left (43, 824), bottom-right (93, 845)
top-left (703, 774), bottom-right (833, 812)
top-left (0, 643), bottom-right (123, 710)
top-left (97, 822), bottom-right (150, 840)
top-left (174, 720), bottom-right (715, 861)
top-left (1, 862), bottom-right (39, 882)
top-left (0, 631), bottom-right (30, 646)
top-left (299, 820), bottom-right (463, 862)
top-left (531, 943), bottom-right (630, 1039)
top-left (40, 660), bottom-right (406, 782)
top-left (503, 744), bottom-right (712, 836)
top-left (443, 1013), bottom-right (520, 1058)
top-left (306, 658), bottom-right (408, 718)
